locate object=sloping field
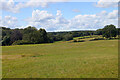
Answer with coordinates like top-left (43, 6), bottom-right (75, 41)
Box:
top-left (2, 39), bottom-right (118, 78)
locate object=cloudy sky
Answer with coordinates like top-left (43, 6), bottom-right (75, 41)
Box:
top-left (0, 0), bottom-right (119, 32)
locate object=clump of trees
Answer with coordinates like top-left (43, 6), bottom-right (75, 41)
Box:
top-left (1, 26), bottom-right (50, 46)
top-left (1, 24), bottom-right (119, 46)
top-left (22, 27), bottom-right (49, 44)
top-left (102, 24), bottom-right (117, 38)
top-left (95, 24), bottom-right (118, 38)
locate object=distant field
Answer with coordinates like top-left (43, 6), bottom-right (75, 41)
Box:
top-left (2, 38), bottom-right (118, 78)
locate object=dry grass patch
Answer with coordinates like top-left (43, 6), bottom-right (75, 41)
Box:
top-left (2, 55), bottom-right (22, 59)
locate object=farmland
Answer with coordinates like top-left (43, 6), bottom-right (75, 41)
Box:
top-left (2, 37), bottom-right (118, 78)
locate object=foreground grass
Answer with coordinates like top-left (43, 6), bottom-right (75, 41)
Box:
top-left (2, 39), bottom-right (118, 78)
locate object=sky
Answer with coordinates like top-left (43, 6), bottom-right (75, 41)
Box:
top-left (0, 0), bottom-right (119, 32)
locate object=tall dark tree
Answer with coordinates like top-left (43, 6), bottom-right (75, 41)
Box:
top-left (23, 26), bottom-right (37, 34)
top-left (38, 28), bottom-right (48, 43)
top-left (23, 31), bottom-right (39, 43)
top-left (10, 30), bottom-right (23, 44)
top-left (117, 28), bottom-right (120, 35)
top-left (102, 24), bottom-right (117, 38)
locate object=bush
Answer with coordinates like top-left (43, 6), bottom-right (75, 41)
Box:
top-left (106, 37), bottom-right (119, 40)
top-left (12, 40), bottom-right (33, 45)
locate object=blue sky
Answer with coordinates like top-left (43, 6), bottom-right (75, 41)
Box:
top-left (0, 0), bottom-right (118, 32)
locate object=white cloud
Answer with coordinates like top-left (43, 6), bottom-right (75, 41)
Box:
top-left (0, 9), bottom-right (118, 31)
top-left (55, 10), bottom-right (69, 24)
top-left (26, 10), bottom-right (69, 31)
top-left (69, 11), bottom-right (118, 30)
top-left (0, 0), bottom-right (119, 13)
top-left (0, 0), bottom-right (69, 13)
top-left (0, 16), bottom-right (19, 28)
top-left (31, 10), bottom-right (54, 22)
top-left (26, 9), bottom-right (118, 31)
top-left (107, 10), bottom-right (118, 19)
top-left (0, 0), bottom-right (49, 13)
top-left (0, 0), bottom-right (21, 13)
top-left (95, 0), bottom-right (118, 8)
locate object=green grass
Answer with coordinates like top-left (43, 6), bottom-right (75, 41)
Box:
top-left (2, 38), bottom-right (118, 78)
top-left (73, 35), bottom-right (103, 40)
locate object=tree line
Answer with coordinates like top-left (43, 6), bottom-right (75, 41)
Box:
top-left (0, 24), bottom-right (119, 46)
top-left (95, 24), bottom-right (119, 38)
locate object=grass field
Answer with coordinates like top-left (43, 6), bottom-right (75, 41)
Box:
top-left (2, 38), bottom-right (118, 78)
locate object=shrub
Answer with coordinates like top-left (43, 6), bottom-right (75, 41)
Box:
top-left (107, 37), bottom-right (119, 40)
top-left (12, 40), bottom-right (33, 45)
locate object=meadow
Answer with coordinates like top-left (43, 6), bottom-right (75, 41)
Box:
top-left (2, 37), bottom-right (118, 78)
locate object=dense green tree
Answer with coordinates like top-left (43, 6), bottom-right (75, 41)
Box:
top-left (10, 30), bottom-right (23, 44)
top-left (23, 28), bottom-right (49, 44)
top-left (38, 28), bottom-right (48, 43)
top-left (54, 34), bottom-right (63, 41)
top-left (63, 34), bottom-right (73, 41)
top-left (72, 32), bottom-right (79, 37)
top-left (23, 26), bottom-right (37, 34)
top-left (102, 24), bottom-right (117, 38)
top-left (2, 36), bottom-right (10, 46)
top-left (47, 34), bottom-right (54, 43)
top-left (2, 27), bottom-right (12, 39)
top-left (23, 31), bottom-right (39, 43)
top-left (117, 28), bottom-right (120, 35)
top-left (95, 29), bottom-right (103, 35)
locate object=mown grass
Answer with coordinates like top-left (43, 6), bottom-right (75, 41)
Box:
top-left (2, 38), bottom-right (118, 78)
